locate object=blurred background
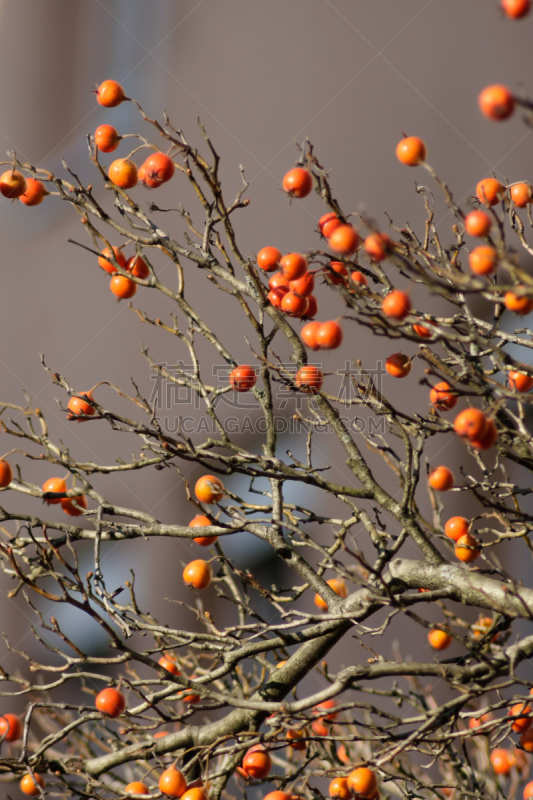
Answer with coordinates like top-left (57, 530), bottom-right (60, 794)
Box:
top-left (0, 0), bottom-right (531, 762)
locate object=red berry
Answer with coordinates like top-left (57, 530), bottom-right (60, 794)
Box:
top-left (479, 85), bottom-right (515, 120)
top-left (315, 321), bottom-right (343, 350)
top-left (282, 167), bottom-right (313, 198)
top-left (229, 366), bottom-right (256, 391)
top-left (257, 247), bottom-right (282, 272)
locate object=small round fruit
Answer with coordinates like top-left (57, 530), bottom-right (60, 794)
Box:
top-left (264, 793), bottom-right (292, 800)
top-left (0, 460), bottom-right (12, 489)
top-left (455, 533), bottom-right (481, 563)
top-left (476, 178), bottom-right (505, 207)
top-left (502, 0), bottom-right (531, 16)
top-left (67, 391), bottom-right (95, 420)
top-left (61, 492), bottom-right (88, 517)
top-left (158, 765), bottom-right (187, 798)
top-left (311, 718), bottom-right (329, 736)
top-left (382, 290), bottom-right (411, 320)
top-left (98, 246), bottom-right (126, 274)
top-left (428, 466), bottom-right (454, 491)
top-left (314, 698), bottom-right (338, 722)
top-left (282, 167), bottom-right (313, 198)
top-left (509, 370), bottom-right (533, 392)
top-left (159, 654), bottom-right (180, 675)
top-left (269, 272), bottom-right (289, 291)
top-left (0, 169), bottom-right (27, 199)
top-left (126, 255), bottom-right (150, 279)
top-left (522, 729), bottom-right (533, 752)
top-left (470, 418), bottom-right (497, 450)
top-left (268, 287), bottom-right (288, 308)
top-left (190, 514), bottom-right (218, 547)
top-left (325, 261), bottom-right (348, 285)
top-left (110, 275), bottom-right (137, 299)
top-left (328, 224), bottom-right (360, 255)
top-left (319, 212), bottom-right (342, 239)
top-left (183, 559), bottom-right (212, 590)
top-left (505, 290), bottom-right (533, 315)
top-left (242, 745), bottom-right (272, 780)
top-left (525, 781), bottom-right (533, 800)
top-left (465, 210), bottom-right (492, 237)
top-left (181, 789), bottom-right (208, 800)
top-left (96, 79), bottom-right (126, 107)
top-left (289, 272), bottom-right (315, 297)
top-left (19, 177), bottom-right (48, 206)
top-left (286, 728), bottom-right (306, 750)
top-left (94, 124), bottom-right (121, 153)
top-left (125, 781), bottom-right (150, 796)
top-left (469, 245), bottom-right (498, 276)
top-left (257, 246), bottom-right (282, 272)
top-left (329, 777), bottom-right (350, 800)
top-left (195, 475), bottom-right (224, 504)
top-left (229, 366), bottom-right (256, 391)
top-left (490, 747), bottom-right (514, 774)
top-left (454, 408), bottom-right (488, 441)
top-left (346, 767), bottom-right (378, 798)
top-left (304, 295), bottom-right (318, 319)
top-left (139, 162), bottom-right (163, 189)
top-left (509, 702), bottom-right (532, 734)
top-left (43, 477), bottom-right (67, 504)
top-left (385, 353), bottom-right (411, 378)
top-left (20, 773), bottom-right (45, 796)
top-left (351, 270), bottom-right (368, 287)
top-left (413, 323), bottom-right (431, 338)
top-left (469, 711), bottom-right (492, 731)
top-left (364, 232), bottom-right (391, 261)
top-left (143, 152), bottom-right (175, 184)
top-left (479, 85), bottom-right (515, 120)
top-left (280, 253), bottom-right (308, 281)
top-left (510, 182), bottom-right (532, 207)
top-left (430, 382), bottom-right (457, 411)
top-left (444, 516), bottom-right (469, 542)
top-left (301, 321), bottom-right (322, 351)
top-left (396, 136), bottom-right (426, 166)
top-left (281, 291), bottom-right (309, 317)
top-left (95, 687), bottom-right (126, 717)
top-left (108, 158), bottom-right (138, 189)
top-left (428, 629), bottom-right (452, 650)
top-left (314, 578), bottom-right (347, 611)
top-left (295, 366), bottom-right (324, 393)
top-left (315, 321), bottom-right (343, 350)
top-left (0, 713), bottom-right (21, 742)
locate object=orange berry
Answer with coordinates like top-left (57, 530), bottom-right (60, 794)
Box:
top-left (430, 381), bottom-right (457, 411)
top-left (329, 778), bottom-right (351, 800)
top-left (311, 718), bottom-right (329, 736)
top-left (295, 366), bottom-right (324, 393)
top-left (509, 370), bottom-right (533, 392)
top-left (98, 246), bottom-right (126, 274)
top-left (314, 578), bottom-right (347, 611)
top-left (94, 124), bottom-right (121, 153)
top-left (428, 629), bottom-right (452, 650)
top-left (42, 477), bottom-right (67, 504)
top-left (229, 365), bottom-right (256, 392)
top-left (472, 616), bottom-right (495, 640)
top-left (350, 270), bottom-right (368, 287)
top-left (159, 654), bottom-right (180, 674)
top-left (67, 391), bottom-right (95, 420)
top-left (0, 169), bottom-right (26, 199)
top-left (525, 782), bottom-right (533, 800)
top-left (195, 475), bottom-right (224, 504)
top-left (281, 292), bottom-right (309, 318)
top-left (304, 295), bottom-right (319, 319)
top-left (465, 210), bottom-right (492, 237)
top-left (364, 232), bottom-right (391, 261)
top-left (264, 793), bottom-right (293, 800)
top-left (469, 711), bottom-right (493, 731)
top-left (181, 788), bottom-right (208, 800)
top-left (301, 321), bottom-right (322, 351)
top-left (502, 0), bottom-right (530, 16)
top-left (257, 246), bottom-right (282, 272)
top-left (337, 744), bottom-right (350, 764)
top-left (283, 167), bottom-right (313, 198)
top-left (444, 516), bottom-right (469, 542)
top-left (139, 162), bottom-right (163, 189)
top-left (280, 253), bottom-right (308, 281)
top-left (125, 783), bottom-right (150, 797)
top-left (455, 533), bottom-right (481, 563)
top-left (268, 287), bottom-right (288, 308)
top-left (0, 713), bottom-right (21, 742)
top-left (143, 152), bottom-right (175, 184)
top-left (469, 245), bottom-right (497, 275)
top-left (183, 559), bottom-right (212, 590)
top-left (328, 224), bottom-right (360, 255)
top-left (325, 261), bottom-right (349, 285)
top-left (319, 212), bottom-right (342, 238)
top-left (314, 698), bottom-right (338, 722)
top-left (95, 687), bottom-right (126, 717)
top-left (454, 408), bottom-right (488, 441)
top-left (20, 773), bottom-right (45, 796)
top-left (289, 271), bottom-right (315, 297)
top-left (476, 178), bottom-right (505, 207)
top-left (286, 728), bottom-right (307, 750)
top-left (509, 703), bottom-right (532, 733)
top-left (96, 79), bottom-right (126, 107)
top-left (413, 323), bottom-right (432, 338)
top-left (242, 745), bottom-right (272, 780)
top-left (158, 765), bottom-right (187, 798)
top-left (382, 290), bottom-right (411, 320)
top-left (522, 728), bottom-right (533, 752)
top-left (470, 418), bottom-right (497, 450)
top-left (428, 466), bottom-right (454, 491)
top-left (108, 158), bottom-right (138, 189)
top-left (385, 353), bottom-right (411, 378)
top-left (269, 272), bottom-right (289, 291)
top-left (19, 177), bottom-right (48, 206)
top-left (110, 274), bottom-right (137, 299)
top-left (126, 255), bottom-right (150, 279)
top-left (491, 747), bottom-right (514, 774)
top-left (479, 85), bottom-right (515, 120)
top-left (0, 460), bottom-right (12, 489)
top-left (61, 494), bottom-right (87, 517)
top-left (315, 321), bottom-right (343, 350)
top-left (396, 136), bottom-right (426, 166)
top-left (190, 514), bottom-right (218, 547)
top-left (346, 767), bottom-right (378, 798)
top-left (505, 290), bottom-right (533, 315)
top-left (511, 182), bottom-right (532, 207)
